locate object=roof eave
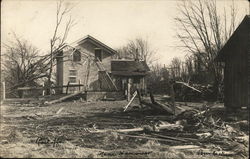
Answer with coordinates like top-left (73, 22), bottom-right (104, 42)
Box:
top-left (77, 35), bottom-right (117, 54)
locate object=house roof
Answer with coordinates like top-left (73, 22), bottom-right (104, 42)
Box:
top-left (111, 60), bottom-right (150, 76)
top-left (70, 35), bottom-right (117, 54)
top-left (216, 15), bottom-right (250, 61)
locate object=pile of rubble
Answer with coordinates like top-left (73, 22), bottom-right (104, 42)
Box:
top-left (87, 92), bottom-right (249, 158)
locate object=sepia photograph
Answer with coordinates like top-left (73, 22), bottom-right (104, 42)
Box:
top-left (0, 0), bottom-right (249, 158)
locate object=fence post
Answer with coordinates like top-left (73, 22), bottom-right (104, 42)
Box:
top-left (79, 79), bottom-right (81, 91)
top-left (66, 81), bottom-right (70, 94)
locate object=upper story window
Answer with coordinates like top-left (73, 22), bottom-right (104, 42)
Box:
top-left (95, 48), bottom-right (102, 62)
top-left (73, 49), bottom-right (81, 62)
top-left (69, 70), bottom-right (77, 76)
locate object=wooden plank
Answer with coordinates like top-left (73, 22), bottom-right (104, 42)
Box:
top-left (170, 145), bottom-right (201, 150)
top-left (124, 91), bottom-right (137, 112)
top-left (175, 81), bottom-right (202, 93)
top-left (88, 127), bottom-right (143, 133)
top-left (89, 123), bottom-right (182, 133)
top-left (56, 107), bottom-right (64, 114)
top-left (118, 133), bottom-right (181, 143)
top-left (96, 58), bottom-right (118, 91)
top-left (151, 133), bottom-right (194, 142)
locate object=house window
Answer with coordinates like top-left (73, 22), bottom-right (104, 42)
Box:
top-left (69, 77), bottom-right (77, 83)
top-left (95, 49), bottom-right (102, 61)
top-left (73, 50), bottom-right (81, 62)
top-left (69, 69), bottom-right (77, 83)
top-left (69, 70), bottom-right (77, 76)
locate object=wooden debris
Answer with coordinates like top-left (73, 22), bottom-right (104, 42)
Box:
top-left (87, 127), bottom-right (143, 133)
top-left (170, 145), bottom-right (201, 150)
top-left (118, 133), bottom-right (182, 143)
top-left (88, 122), bottom-right (183, 133)
top-left (148, 92), bottom-right (174, 114)
top-left (56, 107), bottom-right (64, 114)
top-left (123, 91), bottom-right (137, 112)
top-left (156, 122), bottom-right (184, 131)
top-left (150, 133), bottom-right (189, 142)
top-left (175, 81), bottom-right (202, 93)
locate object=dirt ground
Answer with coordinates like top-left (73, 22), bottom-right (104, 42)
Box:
top-left (0, 97), bottom-right (249, 158)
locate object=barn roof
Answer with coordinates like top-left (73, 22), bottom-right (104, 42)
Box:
top-left (111, 60), bottom-right (150, 76)
top-left (216, 15), bottom-right (250, 61)
top-left (71, 35), bottom-right (117, 54)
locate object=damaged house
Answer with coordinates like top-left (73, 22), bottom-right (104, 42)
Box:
top-left (216, 15), bottom-right (250, 109)
top-left (56, 35), bottom-right (150, 100)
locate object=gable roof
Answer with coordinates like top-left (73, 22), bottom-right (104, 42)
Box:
top-left (111, 60), bottom-right (150, 76)
top-left (216, 15), bottom-right (250, 61)
top-left (71, 35), bottom-right (117, 54)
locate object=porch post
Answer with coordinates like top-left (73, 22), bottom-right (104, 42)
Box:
top-left (127, 78), bottom-right (132, 101)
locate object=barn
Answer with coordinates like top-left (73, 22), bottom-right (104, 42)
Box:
top-left (216, 15), bottom-right (250, 109)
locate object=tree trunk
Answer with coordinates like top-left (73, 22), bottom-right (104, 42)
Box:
top-left (47, 40), bottom-right (53, 95)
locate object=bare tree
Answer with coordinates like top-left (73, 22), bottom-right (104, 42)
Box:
top-left (175, 0), bottom-right (238, 99)
top-left (116, 37), bottom-right (156, 66)
top-left (1, 34), bottom-right (47, 97)
top-left (47, 0), bottom-right (76, 94)
top-left (169, 57), bottom-right (182, 79)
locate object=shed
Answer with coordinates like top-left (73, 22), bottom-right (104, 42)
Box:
top-left (111, 60), bottom-right (150, 95)
top-left (216, 15), bottom-right (250, 109)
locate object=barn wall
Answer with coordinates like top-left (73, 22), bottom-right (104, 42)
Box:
top-left (248, 31), bottom-right (250, 108)
top-left (61, 41), bottom-right (113, 93)
top-left (224, 25), bottom-right (249, 108)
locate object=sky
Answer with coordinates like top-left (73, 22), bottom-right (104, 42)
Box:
top-left (1, 0), bottom-right (249, 65)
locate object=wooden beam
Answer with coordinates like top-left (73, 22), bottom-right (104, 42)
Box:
top-left (124, 91), bottom-right (137, 112)
top-left (95, 58), bottom-right (118, 91)
top-left (175, 81), bottom-right (202, 93)
top-left (88, 122), bottom-right (183, 133)
top-left (118, 133), bottom-right (181, 143)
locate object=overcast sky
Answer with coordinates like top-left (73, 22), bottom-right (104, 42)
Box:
top-left (1, 0), bottom-right (249, 65)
